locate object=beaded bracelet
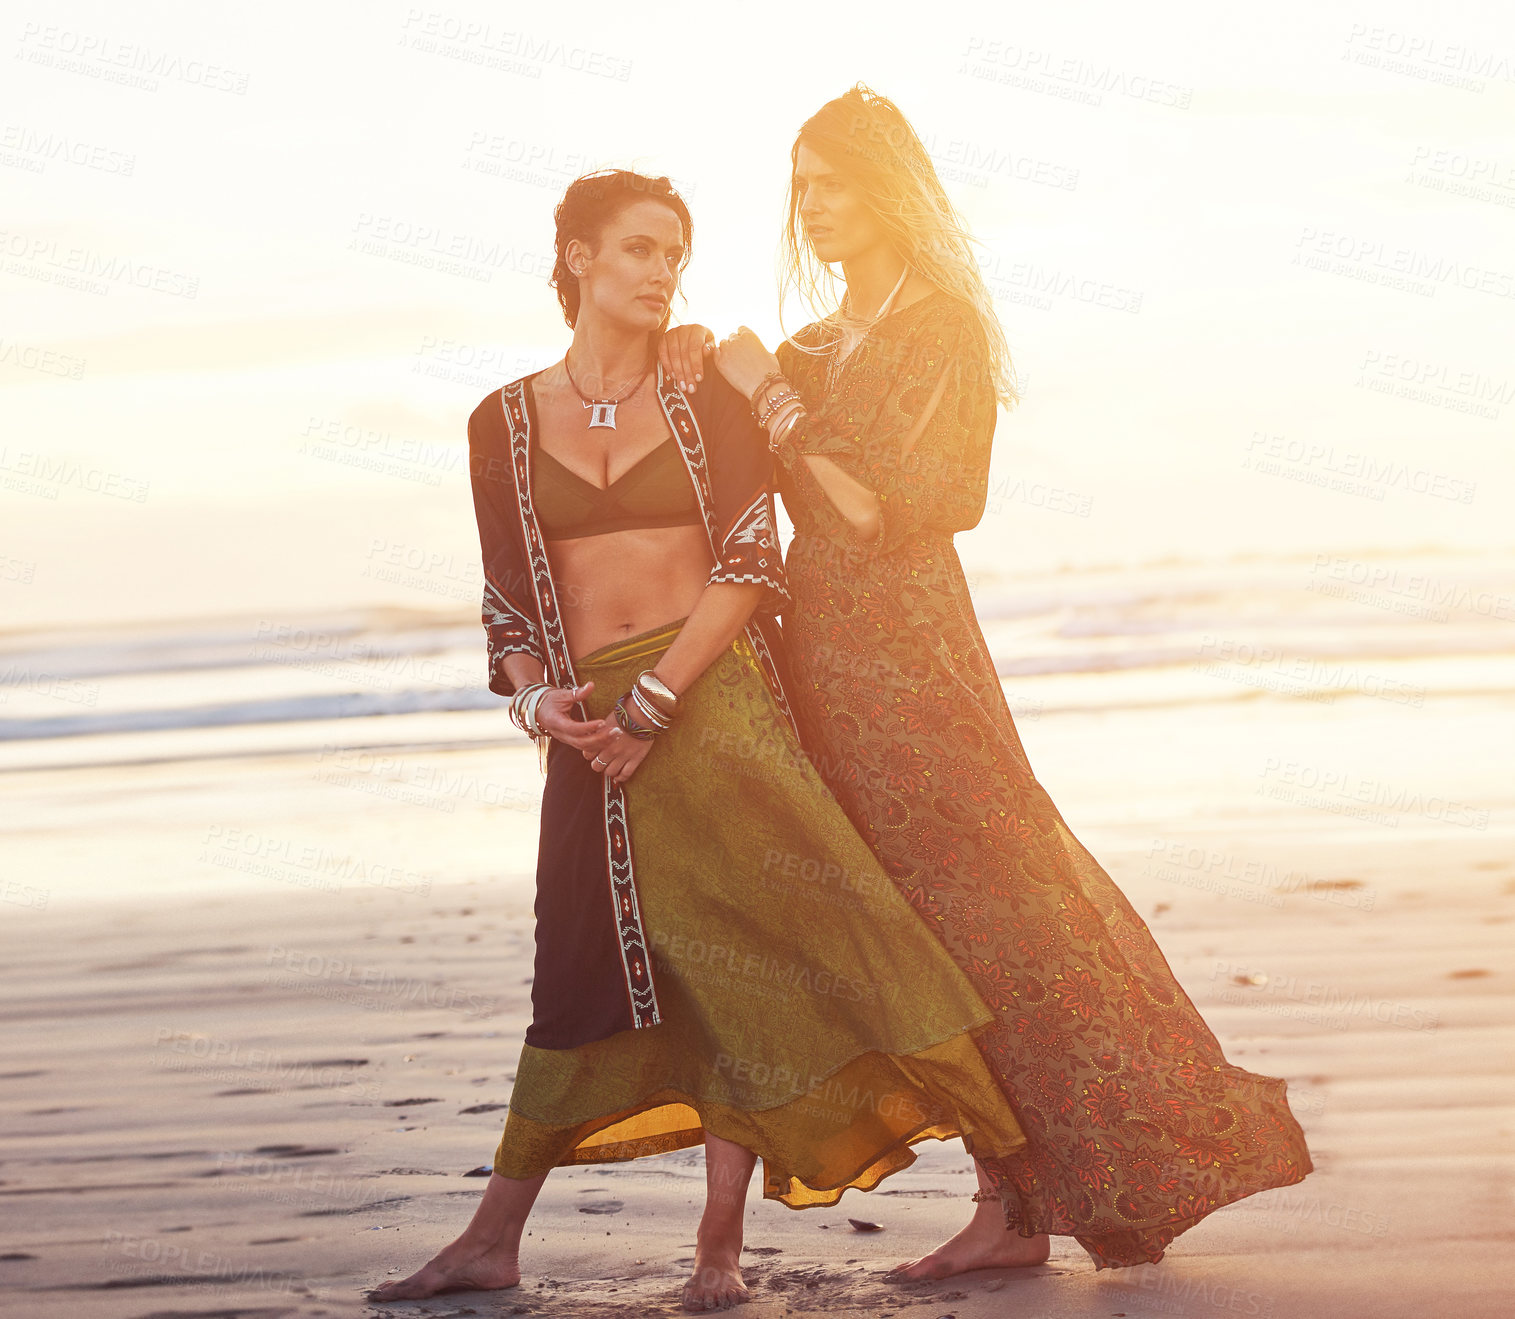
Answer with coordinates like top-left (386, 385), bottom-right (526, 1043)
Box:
top-left (755, 388), bottom-right (801, 429)
top-left (751, 376), bottom-right (799, 422)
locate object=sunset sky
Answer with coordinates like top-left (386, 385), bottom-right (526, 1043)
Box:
top-left (4, 0), bottom-right (1512, 628)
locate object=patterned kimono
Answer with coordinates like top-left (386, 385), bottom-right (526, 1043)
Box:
top-left (772, 290), bottom-right (1314, 1267)
top-left (466, 364), bottom-right (793, 1050)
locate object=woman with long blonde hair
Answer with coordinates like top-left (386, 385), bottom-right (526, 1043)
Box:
top-left (663, 83), bottom-right (1312, 1278)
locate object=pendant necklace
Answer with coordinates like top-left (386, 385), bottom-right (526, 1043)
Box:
top-left (563, 350), bottom-right (653, 430)
top-left (826, 265), bottom-right (911, 394)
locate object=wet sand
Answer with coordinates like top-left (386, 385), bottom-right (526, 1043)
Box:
top-left (3, 639), bottom-right (1512, 1316)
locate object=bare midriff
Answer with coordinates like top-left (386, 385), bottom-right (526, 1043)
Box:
top-left (529, 366), bottom-right (713, 661)
top-left (547, 523), bottom-right (711, 660)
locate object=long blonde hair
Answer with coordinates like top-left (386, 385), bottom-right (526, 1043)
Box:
top-left (779, 83), bottom-right (1022, 409)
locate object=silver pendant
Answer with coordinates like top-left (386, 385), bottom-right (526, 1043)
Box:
top-left (586, 401), bottom-right (618, 429)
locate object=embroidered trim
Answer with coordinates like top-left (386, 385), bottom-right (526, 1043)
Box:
top-left (482, 573), bottom-right (545, 687)
top-left (501, 383), bottom-right (573, 689)
top-left (709, 492), bottom-right (790, 600)
top-left (499, 380), bottom-right (661, 1032)
top-left (723, 492), bottom-right (773, 546)
top-left (604, 775), bottom-right (658, 1024)
top-left (656, 367), bottom-right (800, 740)
top-left (709, 571), bottom-right (788, 589)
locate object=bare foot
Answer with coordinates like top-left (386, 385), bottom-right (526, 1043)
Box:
top-left (367, 1237), bottom-right (521, 1302)
top-left (681, 1240), bottom-right (748, 1311)
top-left (884, 1206), bottom-right (1049, 1282)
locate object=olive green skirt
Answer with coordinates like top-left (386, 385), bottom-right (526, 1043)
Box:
top-left (493, 618), bottom-right (1027, 1207)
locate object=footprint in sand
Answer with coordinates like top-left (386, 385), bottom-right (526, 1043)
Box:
top-left (250, 1144), bottom-right (341, 1157)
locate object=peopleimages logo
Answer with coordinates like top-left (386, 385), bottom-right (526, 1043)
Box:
top-left (1212, 960), bottom-right (1439, 1033)
top-left (1257, 757), bottom-right (1489, 831)
top-left (398, 11), bottom-right (632, 81)
top-left (16, 23), bottom-right (251, 94)
top-left (0, 229), bottom-right (198, 298)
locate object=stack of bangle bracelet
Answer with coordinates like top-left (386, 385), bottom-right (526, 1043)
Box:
top-left (508, 681), bottom-right (552, 738)
top-left (749, 372), bottom-right (807, 455)
top-left (767, 405), bottom-right (805, 454)
top-left (614, 669), bottom-right (680, 740)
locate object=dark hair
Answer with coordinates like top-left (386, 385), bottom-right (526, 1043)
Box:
top-left (550, 169), bottom-right (693, 330)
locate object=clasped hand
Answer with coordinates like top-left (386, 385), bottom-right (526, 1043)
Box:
top-left (534, 681), bottom-right (654, 785)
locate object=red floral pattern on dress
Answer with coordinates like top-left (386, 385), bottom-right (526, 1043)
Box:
top-left (772, 291), bottom-right (1313, 1270)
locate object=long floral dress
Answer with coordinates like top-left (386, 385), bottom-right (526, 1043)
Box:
top-left (772, 290), bottom-right (1312, 1269)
